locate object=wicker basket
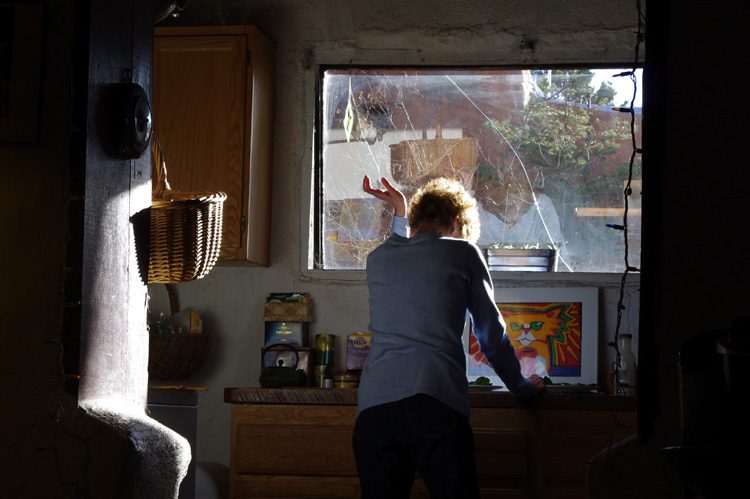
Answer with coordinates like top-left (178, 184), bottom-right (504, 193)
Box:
top-left (148, 333), bottom-right (209, 380)
top-left (148, 136), bottom-right (227, 283)
top-left (263, 302), bottom-right (313, 322)
top-left (390, 125), bottom-right (479, 184)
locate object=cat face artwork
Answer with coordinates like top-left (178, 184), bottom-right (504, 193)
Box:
top-left (468, 301), bottom-right (583, 379)
top-left (502, 302), bottom-right (583, 377)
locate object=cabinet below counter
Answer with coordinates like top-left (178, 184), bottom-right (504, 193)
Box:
top-left (224, 388), bottom-right (637, 498)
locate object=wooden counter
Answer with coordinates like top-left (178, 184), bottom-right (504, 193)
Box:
top-left (225, 388), bottom-right (637, 498)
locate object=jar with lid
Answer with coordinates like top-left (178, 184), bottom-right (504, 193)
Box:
top-left (617, 333), bottom-right (636, 395)
top-left (333, 370), bottom-right (361, 389)
top-left (315, 334), bottom-right (335, 387)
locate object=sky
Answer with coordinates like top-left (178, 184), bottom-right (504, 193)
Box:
top-left (591, 68), bottom-right (643, 108)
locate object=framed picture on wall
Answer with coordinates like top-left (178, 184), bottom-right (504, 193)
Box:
top-left (464, 287), bottom-right (599, 389)
top-left (0, 3), bottom-right (44, 143)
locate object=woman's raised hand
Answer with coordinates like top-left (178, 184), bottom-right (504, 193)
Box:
top-left (363, 176), bottom-right (407, 218)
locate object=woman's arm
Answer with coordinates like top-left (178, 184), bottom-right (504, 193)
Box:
top-left (466, 245), bottom-right (547, 398)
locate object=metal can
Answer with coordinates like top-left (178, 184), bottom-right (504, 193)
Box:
top-left (314, 334), bottom-right (335, 366)
top-left (313, 364), bottom-right (327, 388)
top-left (333, 370), bottom-right (360, 389)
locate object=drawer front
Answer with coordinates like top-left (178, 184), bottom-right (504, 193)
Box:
top-left (236, 423), bottom-right (358, 475)
top-left (234, 474), bottom-right (361, 498)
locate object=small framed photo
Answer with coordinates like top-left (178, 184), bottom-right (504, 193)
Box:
top-left (465, 287), bottom-right (599, 389)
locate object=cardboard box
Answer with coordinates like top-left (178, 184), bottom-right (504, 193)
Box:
top-left (346, 332), bottom-right (372, 370)
top-left (264, 321), bottom-right (309, 347)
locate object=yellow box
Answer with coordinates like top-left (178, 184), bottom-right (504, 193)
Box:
top-left (346, 332), bottom-right (372, 370)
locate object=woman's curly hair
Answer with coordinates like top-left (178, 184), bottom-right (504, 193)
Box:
top-left (408, 177), bottom-right (480, 243)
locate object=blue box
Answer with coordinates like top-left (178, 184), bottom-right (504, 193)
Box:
top-left (264, 321), bottom-right (309, 347)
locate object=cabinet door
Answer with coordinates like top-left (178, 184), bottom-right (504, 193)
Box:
top-left (153, 27), bottom-right (274, 266)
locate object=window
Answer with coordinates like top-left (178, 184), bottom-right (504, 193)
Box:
top-left (315, 67), bottom-right (642, 272)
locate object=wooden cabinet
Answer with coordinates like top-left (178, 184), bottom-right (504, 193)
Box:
top-left (225, 389), bottom-right (637, 498)
top-left (153, 26), bottom-right (274, 266)
top-left (470, 407), bottom-right (636, 498)
top-left (231, 404), bottom-right (361, 498)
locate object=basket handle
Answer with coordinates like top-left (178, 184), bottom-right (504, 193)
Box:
top-left (151, 132), bottom-right (171, 199)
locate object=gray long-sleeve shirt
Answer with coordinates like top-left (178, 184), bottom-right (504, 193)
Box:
top-left (357, 229), bottom-right (534, 419)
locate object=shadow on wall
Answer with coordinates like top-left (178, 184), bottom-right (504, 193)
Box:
top-left (197, 462), bottom-right (230, 499)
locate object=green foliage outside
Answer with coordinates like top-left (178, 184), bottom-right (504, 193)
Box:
top-left (474, 69), bottom-right (642, 270)
top-left (477, 69), bottom-right (640, 215)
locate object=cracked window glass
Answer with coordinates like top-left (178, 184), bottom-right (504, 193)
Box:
top-left (317, 67), bottom-right (642, 272)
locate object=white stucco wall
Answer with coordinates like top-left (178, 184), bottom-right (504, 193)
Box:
top-left (149, 0), bottom-right (643, 468)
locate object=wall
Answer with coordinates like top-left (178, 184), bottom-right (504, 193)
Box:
top-left (150, 0), bottom-right (645, 473)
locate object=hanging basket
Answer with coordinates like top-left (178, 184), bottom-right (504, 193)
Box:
top-left (148, 333), bottom-right (209, 380)
top-left (390, 124), bottom-right (479, 185)
top-left (148, 136), bottom-right (227, 283)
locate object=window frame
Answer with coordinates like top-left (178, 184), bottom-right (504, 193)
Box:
top-left (307, 62), bottom-right (643, 283)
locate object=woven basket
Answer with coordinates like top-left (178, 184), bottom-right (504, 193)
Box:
top-left (148, 333), bottom-right (209, 380)
top-left (390, 125), bottom-right (479, 184)
top-left (263, 302), bottom-right (313, 322)
top-left (149, 136), bottom-right (227, 283)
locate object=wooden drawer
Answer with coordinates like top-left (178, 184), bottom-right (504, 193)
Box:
top-left (235, 423), bottom-right (357, 475)
top-left (474, 429), bottom-right (528, 480)
top-left (234, 475), bottom-right (361, 498)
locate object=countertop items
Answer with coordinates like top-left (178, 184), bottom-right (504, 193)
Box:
top-left (263, 293), bottom-right (312, 347)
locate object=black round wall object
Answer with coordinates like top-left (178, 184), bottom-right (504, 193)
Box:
top-left (117, 83), bottom-right (153, 159)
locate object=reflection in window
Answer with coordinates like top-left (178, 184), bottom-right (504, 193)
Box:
top-left (317, 68), bottom-right (642, 272)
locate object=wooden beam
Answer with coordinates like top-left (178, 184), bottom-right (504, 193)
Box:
top-left (575, 207), bottom-right (642, 217)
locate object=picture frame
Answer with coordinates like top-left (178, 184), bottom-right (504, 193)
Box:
top-left (0, 3), bottom-right (44, 143)
top-left (464, 287), bottom-right (599, 389)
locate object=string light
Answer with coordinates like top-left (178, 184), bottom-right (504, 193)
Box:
top-left (607, 0), bottom-right (645, 453)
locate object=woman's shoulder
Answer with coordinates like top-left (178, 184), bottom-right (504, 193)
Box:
top-left (439, 236), bottom-right (482, 252)
top-left (436, 237), bottom-right (486, 262)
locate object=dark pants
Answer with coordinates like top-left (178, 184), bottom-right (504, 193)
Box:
top-left (352, 394), bottom-right (481, 499)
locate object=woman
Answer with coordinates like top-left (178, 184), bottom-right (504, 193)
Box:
top-left (353, 176), bottom-right (547, 499)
